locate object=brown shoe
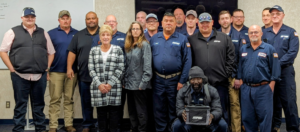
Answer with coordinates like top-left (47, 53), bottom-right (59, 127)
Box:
top-left (65, 126), bottom-right (76, 132)
top-left (49, 128), bottom-right (57, 132)
top-left (272, 127), bottom-right (280, 132)
top-left (82, 128), bottom-right (90, 132)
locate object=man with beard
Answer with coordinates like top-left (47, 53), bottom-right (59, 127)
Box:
top-left (103, 14), bottom-right (126, 132)
top-left (136, 11), bottom-right (147, 33)
top-left (67, 11), bottom-right (100, 132)
top-left (218, 10), bottom-right (245, 132)
top-left (232, 9), bottom-right (250, 44)
top-left (174, 7), bottom-right (187, 33)
top-left (0, 7), bottom-right (55, 132)
top-left (180, 10), bottom-right (199, 38)
top-left (262, 5), bottom-right (300, 132)
top-left (238, 25), bottom-right (280, 132)
top-left (188, 12), bottom-right (235, 125)
top-left (262, 7), bottom-right (273, 29)
top-left (48, 10), bottom-right (78, 132)
top-left (144, 13), bottom-right (159, 41)
top-left (172, 66), bottom-right (228, 132)
top-left (150, 12), bottom-right (191, 132)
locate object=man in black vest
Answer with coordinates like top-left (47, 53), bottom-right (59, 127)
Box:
top-left (0, 7), bottom-right (55, 132)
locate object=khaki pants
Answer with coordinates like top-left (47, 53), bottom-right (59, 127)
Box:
top-left (48, 72), bottom-right (77, 128)
top-left (228, 77), bottom-right (241, 132)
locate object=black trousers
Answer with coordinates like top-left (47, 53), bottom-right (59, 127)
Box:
top-left (127, 90), bottom-right (148, 132)
top-left (97, 106), bottom-right (121, 132)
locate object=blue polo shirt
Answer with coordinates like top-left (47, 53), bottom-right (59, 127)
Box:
top-left (150, 32), bottom-right (192, 84)
top-left (180, 28), bottom-right (199, 38)
top-left (237, 42), bottom-right (281, 83)
top-left (190, 87), bottom-right (204, 105)
top-left (262, 24), bottom-right (299, 67)
top-left (48, 26), bottom-right (78, 73)
top-left (218, 26), bottom-right (246, 78)
top-left (234, 25), bottom-right (250, 44)
top-left (144, 31), bottom-right (152, 42)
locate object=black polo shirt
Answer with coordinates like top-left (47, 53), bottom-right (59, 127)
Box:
top-left (68, 27), bottom-right (100, 82)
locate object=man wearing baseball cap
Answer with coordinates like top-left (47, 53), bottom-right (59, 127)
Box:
top-left (47, 10), bottom-right (78, 132)
top-left (180, 10), bottom-right (199, 38)
top-left (0, 7), bottom-right (55, 132)
top-left (144, 13), bottom-right (159, 41)
top-left (188, 12), bottom-right (235, 126)
top-left (262, 5), bottom-right (300, 132)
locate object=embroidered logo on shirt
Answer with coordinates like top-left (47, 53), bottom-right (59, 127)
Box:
top-left (117, 38), bottom-right (124, 41)
top-left (295, 32), bottom-right (298, 37)
top-left (232, 40), bottom-right (239, 43)
top-left (281, 35), bottom-right (289, 40)
top-left (273, 53), bottom-right (278, 58)
top-left (242, 39), bottom-right (246, 44)
top-left (154, 42), bottom-right (159, 45)
top-left (242, 53), bottom-right (248, 57)
top-left (245, 33), bottom-right (248, 35)
top-left (172, 42), bottom-right (180, 45)
top-left (214, 40), bottom-right (221, 43)
top-left (258, 52), bottom-right (267, 58)
top-left (186, 43), bottom-right (190, 47)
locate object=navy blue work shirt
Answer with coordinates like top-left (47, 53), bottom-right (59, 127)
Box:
top-left (175, 23), bottom-right (187, 33)
top-left (111, 31), bottom-right (126, 53)
top-left (234, 25), bottom-right (250, 44)
top-left (150, 31), bottom-right (192, 84)
top-left (237, 42), bottom-right (281, 83)
top-left (180, 28), bottom-right (199, 38)
top-left (48, 26), bottom-right (78, 73)
top-left (262, 24), bottom-right (299, 67)
top-left (190, 87), bottom-right (204, 105)
top-left (218, 26), bottom-right (246, 78)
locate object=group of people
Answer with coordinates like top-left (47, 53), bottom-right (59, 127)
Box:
top-left (0, 4), bottom-right (299, 132)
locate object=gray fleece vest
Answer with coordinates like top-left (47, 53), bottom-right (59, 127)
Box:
top-left (9, 24), bottom-right (48, 73)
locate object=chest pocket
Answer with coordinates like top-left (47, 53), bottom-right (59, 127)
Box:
top-left (279, 36), bottom-right (289, 52)
top-left (256, 52), bottom-right (268, 68)
top-left (171, 42), bottom-right (181, 56)
top-left (151, 43), bottom-right (160, 56)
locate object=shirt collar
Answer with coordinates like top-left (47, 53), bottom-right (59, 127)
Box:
top-left (266, 24), bottom-right (287, 33)
top-left (113, 31), bottom-right (121, 38)
top-left (241, 25), bottom-right (249, 31)
top-left (158, 31), bottom-right (179, 39)
top-left (57, 25), bottom-right (75, 32)
top-left (22, 24), bottom-right (37, 31)
top-left (246, 42), bottom-right (266, 49)
top-left (190, 86), bottom-right (204, 94)
top-left (85, 26), bottom-right (100, 35)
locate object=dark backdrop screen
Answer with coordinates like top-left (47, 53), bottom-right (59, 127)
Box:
top-left (135, 0), bottom-right (238, 29)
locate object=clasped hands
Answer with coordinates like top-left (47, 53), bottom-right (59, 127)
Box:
top-left (98, 84), bottom-right (112, 94)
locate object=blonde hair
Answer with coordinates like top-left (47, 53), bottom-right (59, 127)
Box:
top-left (99, 24), bottom-right (113, 36)
top-left (124, 22), bottom-right (148, 53)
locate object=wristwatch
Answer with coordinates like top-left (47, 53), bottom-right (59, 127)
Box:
top-left (46, 67), bottom-right (50, 72)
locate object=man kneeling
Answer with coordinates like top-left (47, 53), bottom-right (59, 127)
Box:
top-left (172, 66), bottom-right (228, 132)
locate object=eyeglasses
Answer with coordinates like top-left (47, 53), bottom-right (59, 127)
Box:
top-left (271, 12), bottom-right (283, 16)
top-left (233, 16), bottom-right (244, 19)
top-left (248, 31), bottom-right (259, 35)
top-left (105, 21), bottom-right (117, 24)
top-left (146, 20), bottom-right (157, 24)
top-left (131, 28), bottom-right (141, 31)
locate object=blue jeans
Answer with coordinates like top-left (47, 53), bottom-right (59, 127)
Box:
top-left (172, 118), bottom-right (228, 132)
top-left (78, 81), bottom-right (95, 128)
top-left (11, 72), bottom-right (47, 132)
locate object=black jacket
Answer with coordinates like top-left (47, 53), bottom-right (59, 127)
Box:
top-left (176, 83), bottom-right (222, 123)
top-left (188, 28), bottom-right (235, 87)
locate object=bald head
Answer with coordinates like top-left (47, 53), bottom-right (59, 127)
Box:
top-left (136, 11), bottom-right (147, 29)
top-left (104, 15), bottom-right (118, 33)
top-left (85, 11), bottom-right (98, 28)
top-left (248, 25), bottom-right (263, 43)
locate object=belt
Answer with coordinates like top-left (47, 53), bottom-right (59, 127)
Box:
top-left (155, 71), bottom-right (181, 79)
top-left (281, 64), bottom-right (292, 69)
top-left (245, 81), bottom-right (269, 87)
